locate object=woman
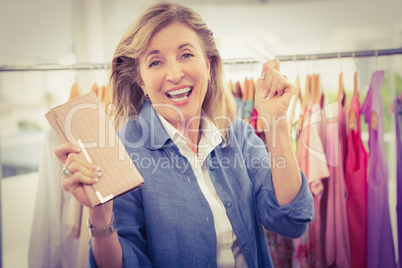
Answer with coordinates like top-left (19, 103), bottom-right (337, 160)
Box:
top-left (55, 2), bottom-right (314, 267)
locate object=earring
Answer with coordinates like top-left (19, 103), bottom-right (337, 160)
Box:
top-left (208, 77), bottom-right (211, 83)
top-left (144, 92), bottom-right (149, 98)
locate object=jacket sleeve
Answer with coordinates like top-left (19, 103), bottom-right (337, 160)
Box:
top-left (88, 190), bottom-right (152, 268)
top-left (239, 120), bottom-right (314, 239)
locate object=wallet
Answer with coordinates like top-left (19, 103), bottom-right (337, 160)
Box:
top-left (45, 92), bottom-right (144, 207)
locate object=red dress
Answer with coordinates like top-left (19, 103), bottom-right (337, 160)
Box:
top-left (345, 94), bottom-right (368, 268)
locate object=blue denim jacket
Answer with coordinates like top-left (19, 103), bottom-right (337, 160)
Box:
top-left (89, 101), bottom-right (314, 268)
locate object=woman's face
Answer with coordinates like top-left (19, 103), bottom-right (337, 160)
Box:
top-left (137, 22), bottom-right (211, 129)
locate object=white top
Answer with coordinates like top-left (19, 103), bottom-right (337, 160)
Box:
top-left (28, 129), bottom-right (81, 268)
top-left (157, 112), bottom-right (247, 268)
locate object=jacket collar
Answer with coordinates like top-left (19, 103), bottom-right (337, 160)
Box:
top-left (139, 101), bottom-right (171, 150)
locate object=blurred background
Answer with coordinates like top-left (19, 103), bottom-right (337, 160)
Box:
top-left (0, 0), bottom-right (401, 267)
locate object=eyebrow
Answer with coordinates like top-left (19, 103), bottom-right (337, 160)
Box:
top-left (144, 43), bottom-right (195, 62)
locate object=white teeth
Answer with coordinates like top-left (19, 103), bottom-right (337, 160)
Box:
top-left (171, 95), bottom-right (188, 102)
top-left (167, 87), bottom-right (192, 96)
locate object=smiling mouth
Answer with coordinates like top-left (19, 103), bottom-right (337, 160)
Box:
top-left (166, 87), bottom-right (193, 102)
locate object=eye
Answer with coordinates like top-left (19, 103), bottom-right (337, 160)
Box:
top-left (182, 53), bottom-right (194, 59)
top-left (148, 60), bottom-right (161, 68)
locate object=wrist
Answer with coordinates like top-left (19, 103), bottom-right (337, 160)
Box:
top-left (87, 212), bottom-right (116, 239)
top-left (261, 115), bottom-right (289, 134)
top-left (89, 201), bottom-right (114, 227)
top-left (263, 117), bottom-right (290, 150)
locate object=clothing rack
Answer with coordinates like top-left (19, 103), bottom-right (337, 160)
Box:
top-left (1, 48), bottom-right (401, 72)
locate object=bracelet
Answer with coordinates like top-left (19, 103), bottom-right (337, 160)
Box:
top-left (87, 213), bottom-right (116, 238)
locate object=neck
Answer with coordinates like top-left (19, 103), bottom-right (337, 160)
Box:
top-left (171, 117), bottom-right (201, 155)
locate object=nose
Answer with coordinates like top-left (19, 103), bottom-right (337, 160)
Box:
top-left (166, 61), bottom-right (184, 83)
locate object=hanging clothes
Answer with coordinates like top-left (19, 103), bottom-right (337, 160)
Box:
top-left (325, 92), bottom-right (350, 268)
top-left (265, 229), bottom-right (292, 268)
top-left (345, 94), bottom-right (368, 268)
top-left (292, 101), bottom-right (314, 268)
top-left (361, 70), bottom-right (396, 268)
top-left (307, 102), bottom-right (330, 268)
top-left (292, 97), bottom-right (329, 268)
top-left (28, 129), bottom-right (80, 268)
top-left (243, 78), bottom-right (254, 122)
top-left (394, 97), bottom-right (402, 268)
top-left (29, 83), bottom-right (94, 268)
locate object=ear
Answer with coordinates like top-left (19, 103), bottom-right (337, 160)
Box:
top-left (206, 57), bottom-right (211, 72)
top-left (136, 77), bottom-right (146, 93)
top-left (206, 57), bottom-right (211, 80)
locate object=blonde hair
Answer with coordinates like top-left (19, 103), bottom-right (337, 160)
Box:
top-left (110, 2), bottom-right (236, 139)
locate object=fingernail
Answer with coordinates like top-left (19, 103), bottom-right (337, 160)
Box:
top-left (261, 72), bottom-right (266, 80)
top-left (93, 172), bottom-right (102, 178)
top-left (92, 177), bottom-right (99, 183)
top-left (92, 165), bottom-right (101, 172)
top-left (75, 146), bottom-right (81, 152)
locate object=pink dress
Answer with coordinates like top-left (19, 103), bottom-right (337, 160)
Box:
top-left (345, 94), bottom-right (368, 268)
top-left (361, 70), bottom-right (396, 268)
top-left (308, 103), bottom-right (330, 268)
top-left (293, 102), bottom-right (329, 268)
top-left (293, 103), bottom-right (313, 268)
top-left (325, 93), bottom-right (351, 268)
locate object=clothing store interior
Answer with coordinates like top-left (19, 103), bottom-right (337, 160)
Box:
top-left (1, 0), bottom-right (402, 267)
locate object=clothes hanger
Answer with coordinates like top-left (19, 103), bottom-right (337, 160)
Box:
top-left (288, 76), bottom-right (302, 130)
top-left (353, 72), bottom-right (359, 97)
top-left (314, 74), bottom-right (321, 105)
top-left (248, 78), bottom-right (255, 101)
top-left (312, 55), bottom-right (321, 105)
top-left (103, 84), bottom-right (110, 111)
top-left (68, 82), bottom-right (82, 101)
top-left (311, 73), bottom-right (317, 103)
top-left (371, 51), bottom-right (379, 130)
top-left (337, 53), bottom-right (345, 102)
top-left (242, 77), bottom-right (249, 103)
top-left (353, 53), bottom-right (359, 97)
top-left (235, 81), bottom-right (242, 99)
top-left (338, 72), bottom-right (345, 102)
top-left (297, 74), bottom-right (311, 133)
top-left (348, 72), bottom-right (359, 130)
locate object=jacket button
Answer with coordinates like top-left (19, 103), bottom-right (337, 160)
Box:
top-left (244, 245), bottom-right (249, 251)
top-left (226, 202), bottom-right (232, 208)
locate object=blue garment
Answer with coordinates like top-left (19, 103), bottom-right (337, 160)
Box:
top-left (89, 101), bottom-right (314, 268)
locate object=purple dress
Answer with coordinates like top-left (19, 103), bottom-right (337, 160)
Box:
top-left (361, 70), bottom-right (396, 268)
top-left (394, 98), bottom-right (402, 267)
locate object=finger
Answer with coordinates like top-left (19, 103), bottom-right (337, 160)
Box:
top-left (63, 149), bottom-right (101, 173)
top-left (269, 73), bottom-right (282, 99)
top-left (259, 59), bottom-right (280, 97)
top-left (263, 59), bottom-right (280, 72)
top-left (54, 143), bottom-right (81, 163)
top-left (61, 171), bottom-right (100, 192)
top-left (262, 68), bottom-right (275, 98)
top-left (282, 85), bottom-right (297, 104)
top-left (67, 161), bottom-right (102, 179)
